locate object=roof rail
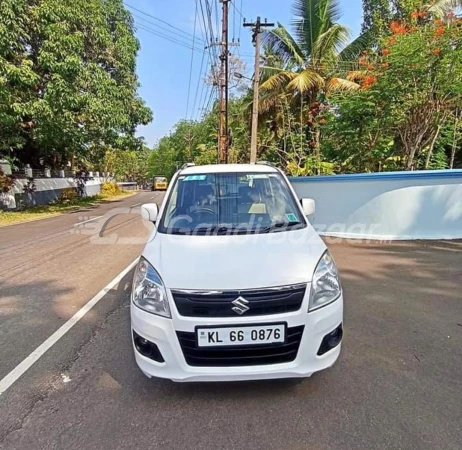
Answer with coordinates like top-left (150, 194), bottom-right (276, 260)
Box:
top-left (256, 161), bottom-right (277, 168)
top-left (180, 163), bottom-right (196, 170)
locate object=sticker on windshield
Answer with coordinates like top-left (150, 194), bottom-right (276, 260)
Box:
top-left (286, 213), bottom-right (298, 222)
top-left (184, 175), bottom-right (206, 181)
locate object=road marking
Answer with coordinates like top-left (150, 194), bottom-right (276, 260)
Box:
top-left (76, 216), bottom-right (103, 226)
top-left (0, 258), bottom-right (140, 396)
top-left (130, 202), bottom-right (142, 208)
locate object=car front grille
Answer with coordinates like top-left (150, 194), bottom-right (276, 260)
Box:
top-left (171, 284), bottom-right (307, 318)
top-left (176, 326), bottom-right (305, 367)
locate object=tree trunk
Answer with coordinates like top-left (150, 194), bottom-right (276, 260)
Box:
top-left (449, 111), bottom-right (460, 169)
top-left (314, 127), bottom-right (321, 175)
top-left (425, 125), bottom-right (441, 169)
top-left (450, 145), bottom-right (456, 169)
top-left (406, 144), bottom-right (417, 170)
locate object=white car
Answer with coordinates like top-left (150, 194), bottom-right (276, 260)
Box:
top-left (131, 163), bottom-right (343, 382)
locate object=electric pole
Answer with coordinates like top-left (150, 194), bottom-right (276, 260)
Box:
top-left (244, 17), bottom-right (274, 164)
top-left (218, 0), bottom-right (230, 164)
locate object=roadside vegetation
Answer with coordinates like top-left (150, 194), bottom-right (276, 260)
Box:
top-left (0, 183), bottom-right (134, 227)
top-left (1, 0), bottom-right (461, 181)
top-left (149, 0), bottom-right (462, 178)
top-left (0, 0), bottom-right (152, 178)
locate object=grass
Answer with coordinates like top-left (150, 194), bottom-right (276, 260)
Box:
top-left (0, 191), bottom-right (136, 227)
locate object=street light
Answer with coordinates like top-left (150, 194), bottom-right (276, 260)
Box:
top-left (234, 72), bottom-right (252, 81)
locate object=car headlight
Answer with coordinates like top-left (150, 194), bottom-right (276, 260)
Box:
top-left (132, 257), bottom-right (171, 318)
top-left (309, 251), bottom-right (341, 312)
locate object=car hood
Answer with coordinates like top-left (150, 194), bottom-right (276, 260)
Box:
top-left (142, 227), bottom-right (326, 290)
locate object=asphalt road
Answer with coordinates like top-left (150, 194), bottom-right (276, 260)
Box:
top-left (1, 202), bottom-right (461, 449)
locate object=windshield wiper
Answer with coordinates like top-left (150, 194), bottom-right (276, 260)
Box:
top-left (260, 220), bottom-right (303, 234)
top-left (194, 226), bottom-right (231, 235)
top-left (169, 228), bottom-right (191, 235)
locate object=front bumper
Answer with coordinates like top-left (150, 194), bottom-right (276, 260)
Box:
top-left (131, 291), bottom-right (343, 382)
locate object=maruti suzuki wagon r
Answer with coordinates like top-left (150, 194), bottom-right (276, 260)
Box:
top-left (131, 163), bottom-right (343, 382)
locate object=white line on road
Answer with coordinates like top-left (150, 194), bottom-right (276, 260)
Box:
top-left (76, 215), bottom-right (103, 226)
top-left (0, 258), bottom-right (140, 396)
top-left (130, 202), bottom-right (142, 208)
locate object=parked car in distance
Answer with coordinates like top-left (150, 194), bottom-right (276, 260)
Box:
top-left (152, 176), bottom-right (168, 191)
top-left (132, 163), bottom-right (343, 382)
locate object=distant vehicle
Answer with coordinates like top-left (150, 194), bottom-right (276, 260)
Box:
top-left (152, 176), bottom-right (168, 191)
top-left (133, 163), bottom-right (343, 382)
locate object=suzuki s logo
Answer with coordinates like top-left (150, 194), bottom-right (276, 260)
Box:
top-left (231, 296), bottom-right (250, 315)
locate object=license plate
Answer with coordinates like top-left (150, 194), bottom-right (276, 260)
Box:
top-left (197, 324), bottom-right (286, 347)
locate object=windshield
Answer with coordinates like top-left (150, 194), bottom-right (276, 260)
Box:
top-left (158, 172), bottom-right (306, 235)
top-left (155, 177), bottom-right (167, 183)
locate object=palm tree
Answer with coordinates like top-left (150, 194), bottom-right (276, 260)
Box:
top-left (261, 0), bottom-right (363, 101)
top-left (259, 0), bottom-right (365, 172)
top-left (426, 0), bottom-right (462, 16)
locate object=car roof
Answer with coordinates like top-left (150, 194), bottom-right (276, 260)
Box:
top-left (179, 164), bottom-right (279, 175)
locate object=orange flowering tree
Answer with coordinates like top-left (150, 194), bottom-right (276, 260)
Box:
top-left (326, 12), bottom-right (462, 171)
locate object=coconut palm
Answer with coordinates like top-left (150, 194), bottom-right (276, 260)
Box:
top-left (259, 0), bottom-right (366, 173)
top-left (260, 0), bottom-right (364, 106)
top-left (426, 0), bottom-right (462, 16)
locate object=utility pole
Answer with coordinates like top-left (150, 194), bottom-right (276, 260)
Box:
top-left (218, 0), bottom-right (230, 164)
top-left (244, 17), bottom-right (274, 163)
top-left (184, 129), bottom-right (196, 161)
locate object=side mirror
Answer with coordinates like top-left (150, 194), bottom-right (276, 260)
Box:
top-left (141, 203), bottom-right (159, 223)
top-left (301, 198), bottom-right (315, 216)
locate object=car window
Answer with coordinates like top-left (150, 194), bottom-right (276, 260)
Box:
top-left (159, 172), bottom-right (306, 235)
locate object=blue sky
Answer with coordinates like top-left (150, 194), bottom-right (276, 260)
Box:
top-left (127, 0), bottom-right (363, 147)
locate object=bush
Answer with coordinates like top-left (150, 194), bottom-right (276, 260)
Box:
top-left (101, 181), bottom-right (121, 197)
top-left (59, 187), bottom-right (78, 203)
top-left (0, 169), bottom-right (15, 193)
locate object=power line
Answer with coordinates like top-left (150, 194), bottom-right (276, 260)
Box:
top-left (130, 11), bottom-right (205, 46)
top-left (232, 0), bottom-right (236, 41)
top-left (125, 3), bottom-right (204, 44)
top-left (205, 84), bottom-right (218, 115)
top-left (135, 23), bottom-right (205, 53)
top-left (239, 0), bottom-right (243, 43)
top-left (198, 0), bottom-right (219, 68)
top-left (194, 51), bottom-right (209, 120)
top-left (197, 0), bottom-right (220, 113)
top-left (192, 41), bottom-right (207, 120)
top-left (230, 0), bottom-right (244, 20)
top-left (214, 0), bottom-right (220, 41)
top-left (186, 1), bottom-right (199, 118)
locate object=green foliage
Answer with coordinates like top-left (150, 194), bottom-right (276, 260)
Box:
top-left (0, 168), bottom-right (15, 193)
top-left (103, 147), bottom-right (151, 183)
top-left (323, 90), bottom-right (396, 172)
top-left (148, 98), bottom-right (252, 179)
top-left (362, 0), bottom-right (462, 39)
top-left (358, 15), bottom-right (461, 169)
top-left (0, 0), bottom-right (152, 167)
top-left (58, 187), bottom-right (79, 203)
top-left (151, 1), bottom-right (461, 175)
top-left (101, 181), bottom-right (122, 197)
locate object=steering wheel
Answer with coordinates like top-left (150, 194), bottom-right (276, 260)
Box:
top-left (191, 207), bottom-right (215, 217)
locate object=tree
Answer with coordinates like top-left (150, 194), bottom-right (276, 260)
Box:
top-left (323, 90), bottom-right (395, 172)
top-left (374, 15), bottom-right (461, 169)
top-left (362, 0), bottom-right (462, 39)
top-left (258, 0), bottom-right (364, 173)
top-left (0, 0), bottom-right (152, 167)
top-left (362, 0), bottom-right (394, 38)
top-left (327, 12), bottom-right (462, 171)
top-left (104, 147), bottom-right (151, 184)
top-left (261, 0), bottom-right (361, 100)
